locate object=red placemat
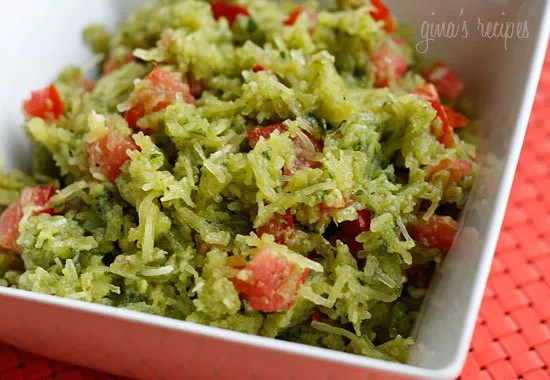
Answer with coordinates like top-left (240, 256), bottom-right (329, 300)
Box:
top-left (1, 47), bottom-right (549, 380)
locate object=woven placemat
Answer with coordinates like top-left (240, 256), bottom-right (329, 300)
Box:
top-left (1, 47), bottom-right (549, 380)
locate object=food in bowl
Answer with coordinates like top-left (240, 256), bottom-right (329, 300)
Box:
top-left (0, 0), bottom-right (477, 362)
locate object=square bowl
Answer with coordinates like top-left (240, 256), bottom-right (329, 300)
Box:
top-left (1, 1), bottom-right (549, 379)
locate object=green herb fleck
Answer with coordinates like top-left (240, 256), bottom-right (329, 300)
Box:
top-left (247, 18), bottom-right (258, 33)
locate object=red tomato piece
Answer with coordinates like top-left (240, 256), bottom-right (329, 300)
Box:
top-left (22, 84), bottom-right (64, 121)
top-left (370, 0), bottom-right (396, 33)
top-left (252, 64), bottom-right (266, 72)
top-left (410, 215), bottom-right (458, 252)
top-left (412, 83), bottom-right (440, 103)
top-left (80, 77), bottom-right (96, 92)
top-left (283, 7), bottom-right (316, 27)
top-left (412, 84), bottom-right (455, 148)
top-left (210, 2), bottom-right (250, 26)
top-left (444, 106), bottom-right (470, 128)
top-left (248, 123), bottom-right (323, 173)
top-left (256, 211), bottom-right (296, 244)
top-left (335, 209), bottom-right (371, 254)
top-left (124, 67), bottom-right (195, 130)
top-left (311, 308), bottom-right (322, 321)
top-left (371, 43), bottom-right (408, 88)
top-left (428, 159), bottom-right (473, 183)
top-left (0, 185), bottom-right (56, 254)
top-left (19, 185), bottom-right (56, 214)
top-left (248, 123), bottom-right (289, 148)
top-left (87, 135), bottom-right (140, 181)
top-left (0, 203), bottom-right (24, 253)
top-left (423, 62), bottom-right (464, 102)
top-left (185, 73), bottom-right (207, 99)
top-left (231, 248), bottom-right (310, 312)
top-left (103, 51), bottom-right (134, 76)
top-left (289, 131), bottom-right (324, 172)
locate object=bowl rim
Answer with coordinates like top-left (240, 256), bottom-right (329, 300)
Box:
top-left (1, 1), bottom-right (550, 379)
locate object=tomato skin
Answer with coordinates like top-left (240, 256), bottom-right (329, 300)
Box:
top-left (0, 185), bottom-right (56, 254)
top-left (283, 7), bottom-right (316, 27)
top-left (410, 215), bottom-right (458, 252)
top-left (252, 64), bottom-right (266, 72)
top-left (80, 77), bottom-right (96, 92)
top-left (412, 83), bottom-right (439, 103)
top-left (20, 185), bottom-right (56, 214)
top-left (370, 0), bottom-right (396, 33)
top-left (444, 106), bottom-right (470, 128)
top-left (428, 159), bottom-right (473, 183)
top-left (231, 248), bottom-right (310, 312)
top-left (22, 84), bottom-right (64, 121)
top-left (371, 43), bottom-right (408, 88)
top-left (311, 308), bottom-right (322, 321)
top-left (210, 2), bottom-right (250, 26)
top-left (288, 131), bottom-right (323, 173)
top-left (87, 135), bottom-right (140, 181)
top-left (248, 123), bottom-right (323, 173)
top-left (284, 7), bottom-right (304, 26)
top-left (256, 211), bottom-right (296, 244)
top-left (335, 209), bottom-right (371, 254)
top-left (124, 67), bottom-right (195, 130)
top-left (423, 62), bottom-right (464, 102)
top-left (412, 84), bottom-right (455, 148)
top-left (248, 123), bottom-right (289, 148)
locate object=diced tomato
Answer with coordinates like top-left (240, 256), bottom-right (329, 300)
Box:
top-left (248, 123), bottom-right (289, 148)
top-left (335, 209), bottom-right (371, 254)
top-left (185, 73), bottom-right (206, 99)
top-left (248, 123), bottom-right (323, 173)
top-left (410, 215), bottom-right (458, 252)
top-left (210, 2), bottom-right (250, 26)
top-left (412, 84), bottom-right (454, 148)
top-left (371, 43), bottom-right (408, 88)
top-left (284, 7), bottom-right (304, 26)
top-left (311, 308), bottom-right (322, 321)
top-left (80, 77), bottom-right (96, 92)
top-left (370, 0), bottom-right (396, 33)
top-left (289, 131), bottom-right (323, 172)
top-left (422, 62), bottom-right (464, 102)
top-left (444, 106), bottom-right (470, 128)
top-left (0, 203), bottom-right (23, 253)
top-left (428, 159), bottom-right (473, 183)
top-left (103, 51), bottom-right (134, 76)
top-left (283, 7), bottom-right (316, 28)
top-left (124, 67), bottom-right (195, 130)
top-left (20, 185), bottom-right (56, 213)
top-left (412, 83), bottom-right (440, 103)
top-left (0, 185), bottom-right (56, 254)
top-left (230, 248), bottom-right (310, 312)
top-left (256, 211), bottom-right (296, 244)
top-left (252, 64), bottom-right (266, 72)
top-left (87, 135), bottom-right (140, 181)
top-left (22, 84), bottom-right (64, 121)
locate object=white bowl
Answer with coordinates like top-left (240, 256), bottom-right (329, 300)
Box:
top-left (1, 1), bottom-right (549, 379)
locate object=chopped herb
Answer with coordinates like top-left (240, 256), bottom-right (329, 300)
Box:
top-left (247, 18), bottom-right (258, 33)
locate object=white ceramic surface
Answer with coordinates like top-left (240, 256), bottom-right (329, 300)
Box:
top-left (0, 1), bottom-right (549, 379)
